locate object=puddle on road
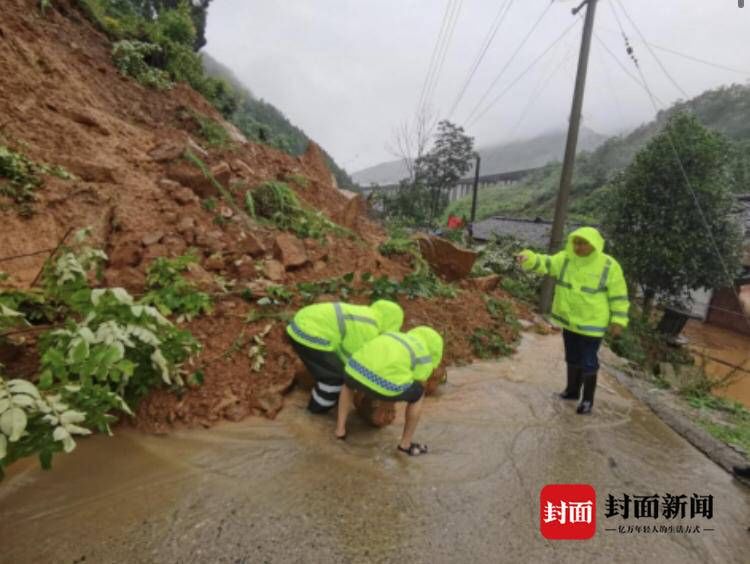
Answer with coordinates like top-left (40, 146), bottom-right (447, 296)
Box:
top-left (2, 334), bottom-right (749, 563)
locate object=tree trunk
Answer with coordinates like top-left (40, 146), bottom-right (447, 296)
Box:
top-left (642, 288), bottom-right (655, 320)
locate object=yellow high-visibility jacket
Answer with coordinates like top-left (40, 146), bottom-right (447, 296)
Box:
top-left (287, 300), bottom-right (403, 361)
top-left (345, 327), bottom-right (444, 397)
top-left (520, 227), bottom-right (630, 338)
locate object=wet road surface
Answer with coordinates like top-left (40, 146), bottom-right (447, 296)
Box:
top-left (1, 333), bottom-right (749, 563)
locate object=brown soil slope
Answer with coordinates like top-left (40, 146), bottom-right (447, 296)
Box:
top-left (0, 0), bottom-right (524, 430)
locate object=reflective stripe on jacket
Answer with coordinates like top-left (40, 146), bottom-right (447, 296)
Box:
top-left (286, 302), bottom-right (381, 360)
top-left (521, 227), bottom-right (630, 338)
top-left (345, 331), bottom-right (433, 397)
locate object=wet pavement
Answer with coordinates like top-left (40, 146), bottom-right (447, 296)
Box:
top-left (1, 333), bottom-right (749, 563)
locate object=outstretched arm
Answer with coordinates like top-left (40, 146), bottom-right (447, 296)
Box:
top-left (516, 249), bottom-right (565, 278)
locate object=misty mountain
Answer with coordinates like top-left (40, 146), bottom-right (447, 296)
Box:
top-left (352, 127), bottom-right (607, 186)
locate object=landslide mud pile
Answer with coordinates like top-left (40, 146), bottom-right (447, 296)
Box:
top-left (0, 0), bottom-right (527, 431)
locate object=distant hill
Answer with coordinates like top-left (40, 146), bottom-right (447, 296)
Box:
top-left (443, 83), bottom-right (750, 224)
top-left (201, 53), bottom-right (353, 188)
top-left (352, 127), bottom-right (607, 186)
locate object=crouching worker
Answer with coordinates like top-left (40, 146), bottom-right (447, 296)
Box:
top-left (516, 227), bottom-right (630, 415)
top-left (335, 326), bottom-right (444, 456)
top-left (287, 300), bottom-right (404, 414)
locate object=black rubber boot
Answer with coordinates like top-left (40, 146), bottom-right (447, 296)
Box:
top-left (559, 364), bottom-right (582, 400)
top-left (577, 372), bottom-right (597, 414)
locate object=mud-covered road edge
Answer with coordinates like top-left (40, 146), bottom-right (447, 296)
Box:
top-left (603, 358), bottom-right (749, 483)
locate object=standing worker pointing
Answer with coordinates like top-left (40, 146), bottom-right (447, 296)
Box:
top-left (517, 227), bottom-right (630, 414)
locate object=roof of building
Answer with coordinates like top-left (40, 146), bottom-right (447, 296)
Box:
top-left (471, 217), bottom-right (586, 248)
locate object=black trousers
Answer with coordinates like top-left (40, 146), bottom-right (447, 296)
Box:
top-left (290, 339), bottom-right (345, 412)
top-left (562, 329), bottom-right (602, 373)
top-left (343, 374), bottom-right (425, 404)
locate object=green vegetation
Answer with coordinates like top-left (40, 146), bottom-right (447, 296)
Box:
top-left (381, 120), bottom-right (474, 226)
top-left (378, 225), bottom-right (418, 256)
top-left (472, 236), bottom-right (541, 304)
top-left (605, 112), bottom-right (741, 314)
top-left (444, 84), bottom-right (750, 224)
top-left (606, 314), bottom-right (692, 370)
top-left (0, 145), bottom-right (72, 217)
top-left (143, 253), bottom-right (212, 320)
top-left (112, 40), bottom-right (173, 89)
top-left (180, 109), bottom-right (231, 148)
top-left (470, 295), bottom-right (520, 359)
top-left (297, 273), bottom-right (356, 304)
top-left (246, 181), bottom-right (350, 240)
top-left (201, 53), bottom-right (354, 189)
top-left (71, 1), bottom-right (353, 186)
top-left (687, 394), bottom-right (750, 456)
top-left (0, 232), bottom-right (203, 477)
top-left (470, 328), bottom-right (513, 359)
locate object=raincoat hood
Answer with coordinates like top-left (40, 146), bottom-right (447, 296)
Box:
top-left (566, 226), bottom-right (605, 259)
top-left (371, 300), bottom-right (404, 333)
top-left (407, 326), bottom-right (444, 370)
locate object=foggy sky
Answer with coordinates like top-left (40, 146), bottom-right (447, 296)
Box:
top-left (204, 0), bottom-right (750, 172)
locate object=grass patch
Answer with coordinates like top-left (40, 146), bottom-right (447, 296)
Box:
top-left (178, 109), bottom-right (230, 148)
top-left (684, 393), bottom-right (750, 455)
top-left (246, 181), bottom-right (351, 240)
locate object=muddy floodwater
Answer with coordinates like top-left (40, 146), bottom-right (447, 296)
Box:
top-left (1, 333), bottom-right (749, 563)
top-left (684, 320), bottom-right (750, 409)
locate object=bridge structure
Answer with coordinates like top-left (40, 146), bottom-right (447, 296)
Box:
top-left (360, 166), bottom-right (541, 203)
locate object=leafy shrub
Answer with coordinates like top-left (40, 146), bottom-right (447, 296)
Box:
top-left (38, 288), bottom-right (199, 405)
top-left (485, 296), bottom-right (520, 330)
top-left (0, 376), bottom-right (92, 477)
top-left (606, 313), bottom-right (692, 370)
top-left (361, 268), bottom-right (456, 302)
top-left (470, 328), bottom-right (513, 359)
top-left (473, 235), bottom-right (540, 303)
top-left (143, 253), bottom-right (212, 320)
top-left (112, 40), bottom-right (173, 90)
top-left (0, 145), bottom-right (72, 216)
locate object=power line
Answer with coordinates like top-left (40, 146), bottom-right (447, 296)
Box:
top-left (416, 0), bottom-right (455, 115)
top-left (447, 0), bottom-right (515, 119)
top-left (463, 1), bottom-right (555, 126)
top-left (594, 33), bottom-right (666, 108)
top-left (613, 0), bottom-right (689, 99)
top-left (506, 36), bottom-right (577, 140)
top-left (598, 25), bottom-right (750, 76)
top-left (467, 14), bottom-right (582, 128)
top-left (645, 42), bottom-right (750, 77)
top-left (423, 0), bottom-right (464, 116)
top-left (608, 8), bottom-right (750, 336)
top-left (593, 32), bottom-right (626, 127)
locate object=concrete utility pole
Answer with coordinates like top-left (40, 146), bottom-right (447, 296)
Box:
top-left (540, 0), bottom-right (599, 313)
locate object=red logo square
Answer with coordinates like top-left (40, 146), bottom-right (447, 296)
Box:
top-left (540, 484), bottom-right (597, 540)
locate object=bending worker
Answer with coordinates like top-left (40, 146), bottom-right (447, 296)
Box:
top-left (287, 300), bottom-right (404, 413)
top-left (335, 326), bottom-right (443, 456)
top-left (517, 227), bottom-right (630, 415)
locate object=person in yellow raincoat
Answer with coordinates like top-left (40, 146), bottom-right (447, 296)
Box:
top-left (335, 326), bottom-right (443, 456)
top-left (517, 227), bottom-right (630, 414)
top-left (287, 300), bottom-right (404, 413)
